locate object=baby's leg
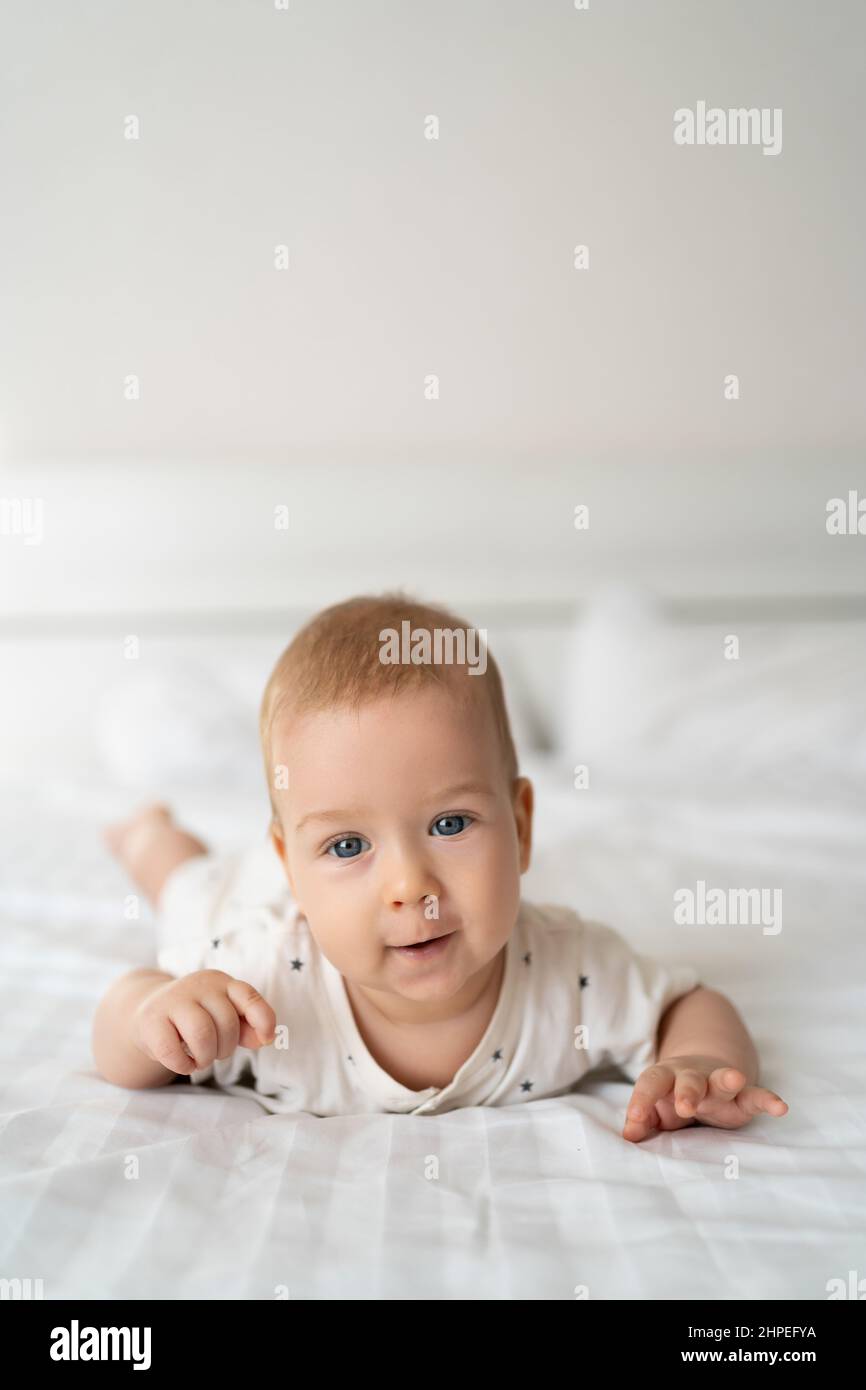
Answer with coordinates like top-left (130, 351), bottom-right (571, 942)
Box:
top-left (104, 803), bottom-right (208, 910)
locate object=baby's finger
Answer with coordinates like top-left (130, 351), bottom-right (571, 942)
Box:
top-left (169, 1001), bottom-right (219, 1070)
top-left (622, 1100), bottom-right (661, 1143)
top-left (706, 1066), bottom-right (747, 1101)
top-left (629, 1064), bottom-right (676, 1113)
top-left (200, 991), bottom-right (241, 1060)
top-left (735, 1086), bottom-right (789, 1119)
top-left (225, 978), bottom-right (277, 1047)
top-left (141, 1014), bottom-right (197, 1075)
top-left (673, 1069), bottom-right (708, 1119)
top-left (623, 1065), bottom-right (674, 1141)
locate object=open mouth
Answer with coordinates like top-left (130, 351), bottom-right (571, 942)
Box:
top-left (390, 931), bottom-right (455, 959)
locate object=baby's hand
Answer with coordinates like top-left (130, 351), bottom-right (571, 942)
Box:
top-left (132, 970), bottom-right (277, 1076)
top-left (622, 1055), bottom-right (789, 1143)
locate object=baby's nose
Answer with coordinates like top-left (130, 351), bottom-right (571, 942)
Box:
top-left (380, 848), bottom-right (440, 908)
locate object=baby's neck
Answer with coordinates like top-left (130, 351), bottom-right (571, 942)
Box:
top-left (343, 948), bottom-right (507, 1092)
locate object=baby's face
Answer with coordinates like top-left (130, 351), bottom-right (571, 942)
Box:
top-left (270, 686), bottom-right (532, 1010)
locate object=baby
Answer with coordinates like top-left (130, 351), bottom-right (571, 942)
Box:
top-left (92, 592), bottom-right (789, 1141)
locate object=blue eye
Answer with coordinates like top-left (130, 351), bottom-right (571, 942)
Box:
top-left (326, 835), bottom-right (369, 860)
top-left (431, 814), bottom-right (472, 837)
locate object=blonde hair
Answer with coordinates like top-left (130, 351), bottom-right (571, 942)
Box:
top-left (259, 590), bottom-right (519, 826)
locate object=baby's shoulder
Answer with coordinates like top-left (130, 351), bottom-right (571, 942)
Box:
top-left (192, 845), bottom-right (316, 978)
top-left (517, 899), bottom-right (636, 961)
top-left (515, 900), bottom-right (591, 983)
top-left (518, 897), bottom-right (592, 938)
top-left (215, 894), bottom-right (314, 962)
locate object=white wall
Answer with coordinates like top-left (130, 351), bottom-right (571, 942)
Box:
top-left (0, 1), bottom-right (864, 619)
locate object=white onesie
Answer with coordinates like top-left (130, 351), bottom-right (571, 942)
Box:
top-left (154, 841), bottom-right (701, 1117)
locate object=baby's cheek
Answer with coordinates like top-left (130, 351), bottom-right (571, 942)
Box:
top-left (487, 838), bottom-right (522, 906)
top-left (465, 848), bottom-right (520, 938)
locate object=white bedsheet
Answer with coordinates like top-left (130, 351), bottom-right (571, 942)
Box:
top-left (1, 753), bottom-right (864, 1301)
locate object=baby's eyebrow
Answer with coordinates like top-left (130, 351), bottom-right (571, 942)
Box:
top-left (295, 807), bottom-right (360, 834)
top-left (294, 783), bottom-right (495, 834)
top-left (429, 781), bottom-right (496, 802)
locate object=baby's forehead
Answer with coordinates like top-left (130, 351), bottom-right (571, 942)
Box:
top-left (272, 688), bottom-right (501, 789)
top-left (276, 682), bottom-right (489, 742)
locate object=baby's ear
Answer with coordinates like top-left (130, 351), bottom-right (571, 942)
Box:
top-left (270, 821), bottom-right (300, 900)
top-left (512, 776), bottom-right (534, 872)
top-left (269, 820), bottom-right (286, 863)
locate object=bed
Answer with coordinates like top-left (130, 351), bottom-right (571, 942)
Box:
top-left (1, 602), bottom-right (864, 1300)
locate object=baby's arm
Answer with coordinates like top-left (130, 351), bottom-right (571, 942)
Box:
top-left (96, 804), bottom-right (276, 1091)
top-left (92, 968), bottom-right (182, 1089)
top-left (656, 986), bottom-right (758, 1080)
top-left (622, 986), bottom-right (789, 1142)
top-left (92, 968), bottom-right (277, 1091)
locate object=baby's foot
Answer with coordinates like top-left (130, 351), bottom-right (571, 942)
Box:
top-left (103, 803), bottom-right (208, 908)
top-left (103, 802), bottom-right (175, 872)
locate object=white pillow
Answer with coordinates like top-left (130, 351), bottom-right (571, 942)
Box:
top-left (94, 661), bottom-right (260, 790)
top-left (559, 588), bottom-right (865, 800)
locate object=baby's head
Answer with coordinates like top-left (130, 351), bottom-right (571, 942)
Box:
top-left (260, 592), bottom-right (533, 1009)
